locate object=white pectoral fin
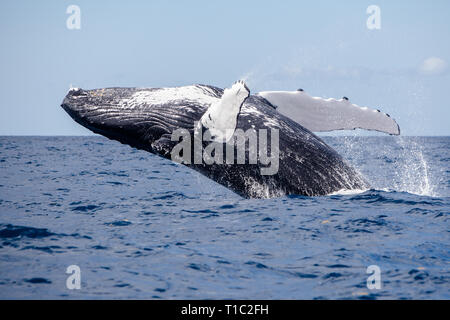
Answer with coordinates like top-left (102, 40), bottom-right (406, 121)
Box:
top-left (200, 80), bottom-right (250, 142)
top-left (257, 90), bottom-right (400, 135)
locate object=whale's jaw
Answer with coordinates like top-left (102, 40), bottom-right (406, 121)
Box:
top-left (61, 87), bottom-right (202, 154)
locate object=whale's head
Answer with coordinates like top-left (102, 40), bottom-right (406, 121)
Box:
top-left (61, 87), bottom-right (209, 155)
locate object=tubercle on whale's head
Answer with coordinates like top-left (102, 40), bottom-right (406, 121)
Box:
top-left (60, 87), bottom-right (195, 154)
top-left (61, 88), bottom-right (91, 125)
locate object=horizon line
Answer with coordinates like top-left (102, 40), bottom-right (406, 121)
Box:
top-left (1, 134), bottom-right (449, 138)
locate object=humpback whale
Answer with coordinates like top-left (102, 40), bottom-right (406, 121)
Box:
top-left (61, 81), bottom-right (399, 198)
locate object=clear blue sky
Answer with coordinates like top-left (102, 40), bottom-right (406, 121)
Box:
top-left (0, 0), bottom-right (449, 135)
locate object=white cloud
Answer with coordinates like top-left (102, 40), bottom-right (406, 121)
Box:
top-left (419, 57), bottom-right (448, 75)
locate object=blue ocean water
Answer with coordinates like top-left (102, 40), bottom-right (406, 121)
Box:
top-left (0, 136), bottom-right (448, 299)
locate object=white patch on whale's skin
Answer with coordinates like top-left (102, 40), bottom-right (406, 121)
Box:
top-left (200, 80), bottom-right (250, 143)
top-left (328, 188), bottom-right (369, 196)
top-left (119, 85), bottom-right (219, 109)
top-left (240, 104), bottom-right (280, 129)
top-left (69, 86), bottom-right (80, 92)
top-left (243, 176), bottom-right (286, 199)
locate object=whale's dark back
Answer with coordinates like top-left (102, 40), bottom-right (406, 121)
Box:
top-left (61, 85), bottom-right (369, 198)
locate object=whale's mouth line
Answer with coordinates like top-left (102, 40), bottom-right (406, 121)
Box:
top-left (61, 101), bottom-right (151, 151)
